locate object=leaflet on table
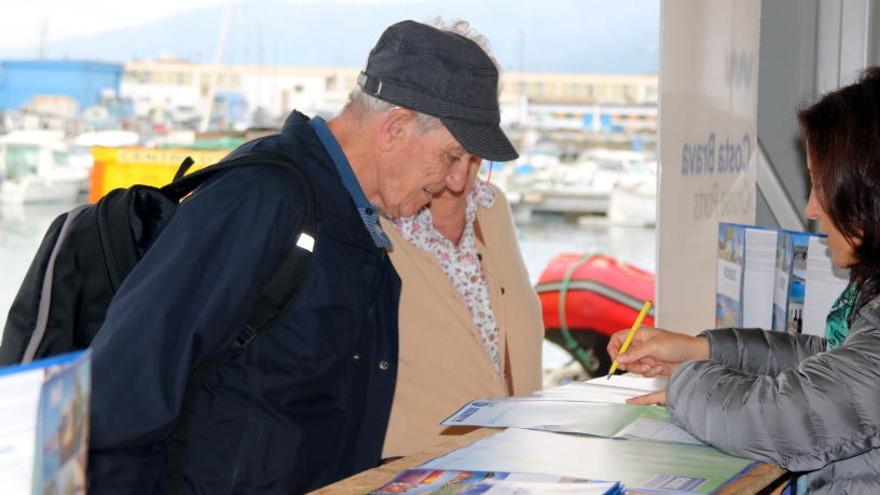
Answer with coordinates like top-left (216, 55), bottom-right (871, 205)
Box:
top-left (531, 374), bottom-right (666, 403)
top-left (442, 398), bottom-right (700, 445)
top-left (421, 428), bottom-right (755, 495)
top-left (0, 350), bottom-right (91, 495)
top-left (370, 468), bottom-right (624, 495)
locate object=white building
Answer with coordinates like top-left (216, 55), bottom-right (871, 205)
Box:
top-left (121, 59), bottom-right (658, 132)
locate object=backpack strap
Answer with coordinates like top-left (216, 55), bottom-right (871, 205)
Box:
top-left (21, 205), bottom-right (91, 364)
top-left (163, 152), bottom-right (318, 494)
top-left (172, 156), bottom-right (195, 181)
top-left (161, 151), bottom-right (315, 203)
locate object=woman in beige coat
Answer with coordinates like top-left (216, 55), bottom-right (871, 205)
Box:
top-left (380, 157), bottom-right (544, 459)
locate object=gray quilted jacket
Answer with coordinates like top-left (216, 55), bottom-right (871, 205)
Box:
top-left (667, 296), bottom-right (880, 494)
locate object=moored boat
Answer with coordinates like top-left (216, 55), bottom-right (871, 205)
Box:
top-left (536, 253), bottom-right (655, 380)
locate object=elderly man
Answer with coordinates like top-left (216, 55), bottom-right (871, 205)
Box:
top-left (86, 19), bottom-right (517, 494)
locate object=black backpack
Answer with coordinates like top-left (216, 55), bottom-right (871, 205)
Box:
top-left (0, 151), bottom-right (317, 366)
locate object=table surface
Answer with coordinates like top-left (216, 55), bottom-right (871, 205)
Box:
top-left (309, 428), bottom-right (787, 495)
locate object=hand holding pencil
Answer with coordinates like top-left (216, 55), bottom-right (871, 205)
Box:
top-left (606, 319), bottom-right (710, 378)
top-left (607, 300), bottom-right (653, 378)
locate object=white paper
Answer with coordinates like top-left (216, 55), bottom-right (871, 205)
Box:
top-left (443, 397), bottom-right (702, 447)
top-left (615, 418), bottom-right (701, 445)
top-left (443, 399), bottom-right (623, 429)
top-left (588, 374), bottom-right (665, 391)
top-left (533, 375), bottom-right (665, 403)
top-left (716, 257), bottom-right (742, 301)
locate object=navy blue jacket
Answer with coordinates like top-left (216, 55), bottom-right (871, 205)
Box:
top-left (88, 111), bottom-right (400, 494)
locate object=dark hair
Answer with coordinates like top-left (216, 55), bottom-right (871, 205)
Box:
top-left (798, 67), bottom-right (880, 286)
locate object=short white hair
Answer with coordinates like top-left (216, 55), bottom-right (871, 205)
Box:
top-left (344, 18), bottom-right (498, 134)
top-left (344, 88), bottom-right (441, 133)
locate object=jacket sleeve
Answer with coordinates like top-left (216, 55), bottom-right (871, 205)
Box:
top-left (667, 315), bottom-right (880, 471)
top-left (701, 327), bottom-right (826, 376)
top-left (89, 164), bottom-right (306, 451)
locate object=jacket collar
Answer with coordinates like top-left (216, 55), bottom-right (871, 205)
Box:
top-left (278, 111), bottom-right (384, 251)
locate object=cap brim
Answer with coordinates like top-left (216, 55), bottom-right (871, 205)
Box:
top-left (442, 119), bottom-right (519, 162)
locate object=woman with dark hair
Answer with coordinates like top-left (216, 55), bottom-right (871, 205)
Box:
top-left (606, 67), bottom-right (880, 494)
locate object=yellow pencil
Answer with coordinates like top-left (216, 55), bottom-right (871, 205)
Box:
top-left (607, 299), bottom-right (653, 379)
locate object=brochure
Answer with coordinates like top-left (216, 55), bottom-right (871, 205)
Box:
top-left (772, 230), bottom-right (849, 334)
top-left (370, 469), bottom-right (624, 495)
top-left (716, 223), bottom-right (777, 329)
top-left (773, 230), bottom-right (814, 333)
top-left (0, 350), bottom-right (91, 495)
top-left (442, 399), bottom-right (701, 445)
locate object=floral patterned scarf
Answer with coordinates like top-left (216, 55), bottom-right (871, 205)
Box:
top-left (394, 182), bottom-right (501, 372)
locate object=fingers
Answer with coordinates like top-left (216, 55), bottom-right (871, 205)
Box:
top-left (607, 326), bottom-right (656, 359)
top-left (620, 361), bottom-right (664, 377)
top-left (641, 364), bottom-right (666, 377)
top-left (626, 389), bottom-right (667, 406)
top-left (616, 339), bottom-right (658, 365)
top-left (607, 331), bottom-right (628, 360)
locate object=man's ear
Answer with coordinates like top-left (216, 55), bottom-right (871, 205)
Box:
top-left (376, 108), bottom-right (415, 152)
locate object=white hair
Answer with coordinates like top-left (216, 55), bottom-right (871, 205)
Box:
top-left (344, 88), bottom-right (441, 133)
top-left (343, 18), bottom-right (499, 134)
top-left (424, 17), bottom-right (499, 73)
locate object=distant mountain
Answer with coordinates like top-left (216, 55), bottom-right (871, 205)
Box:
top-left (0, 0), bottom-right (659, 74)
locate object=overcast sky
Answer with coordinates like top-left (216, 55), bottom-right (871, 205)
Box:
top-left (0, 0), bottom-right (418, 50)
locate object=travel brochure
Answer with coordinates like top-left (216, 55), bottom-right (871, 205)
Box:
top-left (0, 350), bottom-right (90, 495)
top-left (370, 469), bottom-right (623, 495)
top-left (715, 223), bottom-right (777, 329)
top-left (716, 223), bottom-right (849, 335)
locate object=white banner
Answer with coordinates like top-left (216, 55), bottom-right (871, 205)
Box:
top-left (656, 0), bottom-right (761, 333)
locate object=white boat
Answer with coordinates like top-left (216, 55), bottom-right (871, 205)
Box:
top-left (607, 179), bottom-right (657, 226)
top-left (0, 130), bottom-right (90, 204)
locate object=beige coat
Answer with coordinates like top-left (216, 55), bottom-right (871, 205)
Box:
top-left (381, 185), bottom-right (544, 458)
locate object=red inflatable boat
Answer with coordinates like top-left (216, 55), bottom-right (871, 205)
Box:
top-left (536, 253), bottom-right (655, 376)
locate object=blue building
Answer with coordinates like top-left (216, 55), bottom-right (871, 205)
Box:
top-left (0, 60), bottom-right (123, 111)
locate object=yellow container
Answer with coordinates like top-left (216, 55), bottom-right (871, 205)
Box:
top-left (89, 147), bottom-right (230, 202)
